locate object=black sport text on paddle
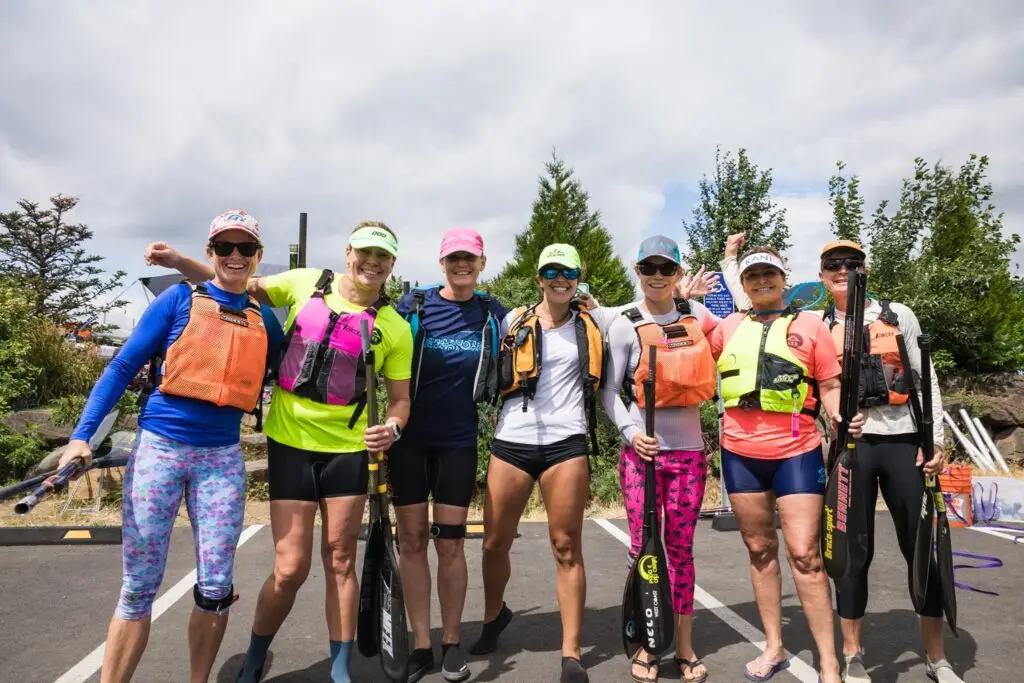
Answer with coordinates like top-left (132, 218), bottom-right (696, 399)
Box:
top-left (620, 344), bottom-right (675, 658)
top-left (822, 270), bottom-right (868, 580)
top-left (356, 319), bottom-right (411, 680)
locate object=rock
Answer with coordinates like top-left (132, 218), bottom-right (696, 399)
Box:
top-left (31, 445), bottom-right (68, 475)
top-left (0, 408), bottom-right (74, 448)
top-left (994, 426), bottom-right (1024, 466)
top-left (120, 414), bottom-right (138, 431)
top-left (981, 398), bottom-right (1024, 429)
top-left (241, 433), bottom-right (267, 446)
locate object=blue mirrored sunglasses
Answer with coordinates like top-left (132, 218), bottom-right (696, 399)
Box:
top-left (538, 266), bottom-right (581, 280)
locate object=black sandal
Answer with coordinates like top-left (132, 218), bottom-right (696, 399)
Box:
top-left (675, 656), bottom-right (708, 683)
top-left (631, 652), bottom-right (660, 683)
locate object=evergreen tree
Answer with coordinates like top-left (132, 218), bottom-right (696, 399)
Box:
top-left (0, 194), bottom-right (127, 325)
top-left (499, 152), bottom-right (635, 306)
top-left (828, 160), bottom-right (865, 242)
top-left (681, 146), bottom-right (792, 272)
top-left (867, 154), bottom-right (1024, 372)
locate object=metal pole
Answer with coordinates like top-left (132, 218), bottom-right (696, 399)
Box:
top-left (298, 212), bottom-right (307, 268)
top-left (289, 244), bottom-right (299, 270)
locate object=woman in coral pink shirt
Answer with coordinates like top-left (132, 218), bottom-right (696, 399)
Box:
top-left (708, 247), bottom-right (863, 683)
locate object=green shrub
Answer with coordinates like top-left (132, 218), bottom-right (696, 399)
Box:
top-left (0, 424), bottom-right (48, 483)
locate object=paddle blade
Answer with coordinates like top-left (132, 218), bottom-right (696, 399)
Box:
top-left (621, 558), bottom-right (642, 657)
top-left (376, 525), bottom-right (411, 681)
top-left (911, 481), bottom-right (936, 612)
top-left (933, 489), bottom-right (959, 636)
top-left (357, 512), bottom-right (383, 658)
top-left (821, 447), bottom-right (855, 579)
top-left (633, 531), bottom-right (675, 656)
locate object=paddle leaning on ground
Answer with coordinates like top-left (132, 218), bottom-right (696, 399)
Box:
top-left (821, 270), bottom-right (869, 580)
top-left (909, 334), bottom-right (959, 636)
top-left (356, 318), bottom-right (411, 681)
top-left (621, 344), bottom-right (675, 659)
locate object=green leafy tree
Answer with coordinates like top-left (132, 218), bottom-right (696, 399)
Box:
top-left (867, 154), bottom-right (1024, 372)
top-left (682, 146), bottom-right (792, 272)
top-left (499, 152), bottom-right (635, 306)
top-left (828, 160), bottom-right (865, 242)
top-left (0, 194), bottom-right (128, 326)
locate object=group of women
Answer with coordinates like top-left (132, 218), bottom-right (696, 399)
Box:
top-left (60, 210), bottom-right (964, 683)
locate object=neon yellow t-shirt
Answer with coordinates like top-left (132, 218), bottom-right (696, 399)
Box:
top-left (262, 268), bottom-right (412, 453)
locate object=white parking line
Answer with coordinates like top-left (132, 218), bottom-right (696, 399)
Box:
top-left (593, 518), bottom-right (819, 683)
top-left (54, 524), bottom-right (265, 683)
top-left (968, 525), bottom-right (1024, 544)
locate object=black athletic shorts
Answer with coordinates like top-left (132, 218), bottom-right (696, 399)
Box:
top-left (267, 437), bottom-right (368, 501)
top-left (387, 441), bottom-right (478, 508)
top-left (491, 433), bottom-right (588, 480)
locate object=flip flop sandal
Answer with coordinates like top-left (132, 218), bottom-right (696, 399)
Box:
top-left (630, 652), bottom-right (660, 683)
top-left (743, 656), bottom-right (790, 681)
top-left (674, 656), bottom-right (708, 683)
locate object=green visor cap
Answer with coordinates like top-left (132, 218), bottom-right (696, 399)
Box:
top-left (349, 226), bottom-right (399, 257)
top-left (537, 243), bottom-right (581, 270)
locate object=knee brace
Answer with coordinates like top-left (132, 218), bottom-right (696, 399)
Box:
top-left (193, 583), bottom-right (238, 614)
top-left (430, 523), bottom-right (467, 540)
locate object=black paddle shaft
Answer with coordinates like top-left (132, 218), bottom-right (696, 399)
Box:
top-left (642, 345), bottom-right (657, 540)
top-left (836, 271), bottom-right (867, 447)
top-left (918, 335), bottom-right (934, 462)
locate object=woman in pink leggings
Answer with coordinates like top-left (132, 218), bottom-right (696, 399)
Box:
top-left (600, 235), bottom-right (719, 683)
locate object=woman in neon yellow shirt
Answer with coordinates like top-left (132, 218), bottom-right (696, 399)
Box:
top-left (144, 220), bottom-right (413, 683)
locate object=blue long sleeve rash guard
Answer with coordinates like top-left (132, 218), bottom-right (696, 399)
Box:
top-left (71, 281), bottom-right (285, 448)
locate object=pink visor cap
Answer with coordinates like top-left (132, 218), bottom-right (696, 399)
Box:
top-left (439, 228), bottom-right (484, 258)
top-left (209, 209), bottom-right (261, 242)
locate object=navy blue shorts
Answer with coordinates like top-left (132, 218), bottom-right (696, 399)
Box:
top-left (721, 445), bottom-right (826, 498)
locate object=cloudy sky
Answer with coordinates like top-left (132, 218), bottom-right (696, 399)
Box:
top-left (2, 1), bottom-right (1022, 332)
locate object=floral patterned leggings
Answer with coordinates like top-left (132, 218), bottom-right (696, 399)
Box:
top-left (116, 429), bottom-right (246, 620)
top-left (619, 446), bottom-right (708, 615)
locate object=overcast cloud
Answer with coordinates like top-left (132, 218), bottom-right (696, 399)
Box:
top-left (1, 0), bottom-right (1022, 331)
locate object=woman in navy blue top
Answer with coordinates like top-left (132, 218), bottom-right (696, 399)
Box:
top-left (387, 227), bottom-right (508, 682)
top-left (61, 210), bottom-right (284, 683)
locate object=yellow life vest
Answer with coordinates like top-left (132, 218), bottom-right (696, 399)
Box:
top-left (497, 302), bottom-right (605, 454)
top-left (717, 310), bottom-right (819, 420)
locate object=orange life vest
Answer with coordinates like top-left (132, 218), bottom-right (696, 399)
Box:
top-left (621, 299), bottom-right (717, 409)
top-left (153, 283), bottom-right (269, 412)
top-left (824, 299), bottom-right (910, 408)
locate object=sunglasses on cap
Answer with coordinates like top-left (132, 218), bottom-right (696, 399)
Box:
top-left (538, 266), bottom-right (581, 280)
top-left (821, 256), bottom-right (865, 272)
top-left (637, 261), bottom-right (679, 277)
top-left (210, 241), bottom-right (261, 258)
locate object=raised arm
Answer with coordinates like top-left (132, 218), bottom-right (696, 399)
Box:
top-left (144, 241), bottom-right (273, 306)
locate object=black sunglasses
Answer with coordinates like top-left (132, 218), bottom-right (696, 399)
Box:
top-left (210, 241), bottom-right (261, 258)
top-left (637, 261), bottom-right (679, 276)
top-left (821, 256), bottom-right (864, 272)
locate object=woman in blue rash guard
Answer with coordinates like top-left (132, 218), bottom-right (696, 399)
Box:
top-left (59, 210), bottom-right (284, 683)
top-left (388, 227), bottom-right (509, 682)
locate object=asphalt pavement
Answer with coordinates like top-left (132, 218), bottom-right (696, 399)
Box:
top-left (1, 514), bottom-right (1021, 682)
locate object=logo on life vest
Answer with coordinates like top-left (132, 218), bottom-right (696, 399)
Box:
top-left (219, 314), bottom-right (249, 327)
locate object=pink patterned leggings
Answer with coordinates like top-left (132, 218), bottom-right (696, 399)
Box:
top-left (619, 446), bottom-right (708, 615)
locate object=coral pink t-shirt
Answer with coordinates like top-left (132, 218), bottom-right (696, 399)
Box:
top-left (710, 311), bottom-right (841, 460)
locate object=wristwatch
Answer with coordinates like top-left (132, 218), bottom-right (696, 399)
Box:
top-left (387, 421), bottom-right (402, 442)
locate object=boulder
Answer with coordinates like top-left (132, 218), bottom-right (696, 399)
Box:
top-left (1, 408), bottom-right (73, 448)
top-left (994, 426), bottom-right (1024, 466)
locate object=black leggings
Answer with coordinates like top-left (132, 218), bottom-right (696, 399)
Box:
top-left (833, 434), bottom-right (944, 619)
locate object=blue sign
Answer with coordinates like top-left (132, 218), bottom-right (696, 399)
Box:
top-left (702, 272), bottom-right (735, 318)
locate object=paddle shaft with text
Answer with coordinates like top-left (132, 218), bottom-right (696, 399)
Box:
top-left (355, 319), bottom-right (410, 679)
top-left (913, 334), bottom-right (958, 635)
top-left (822, 270), bottom-right (867, 580)
top-left (620, 345), bottom-right (675, 658)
